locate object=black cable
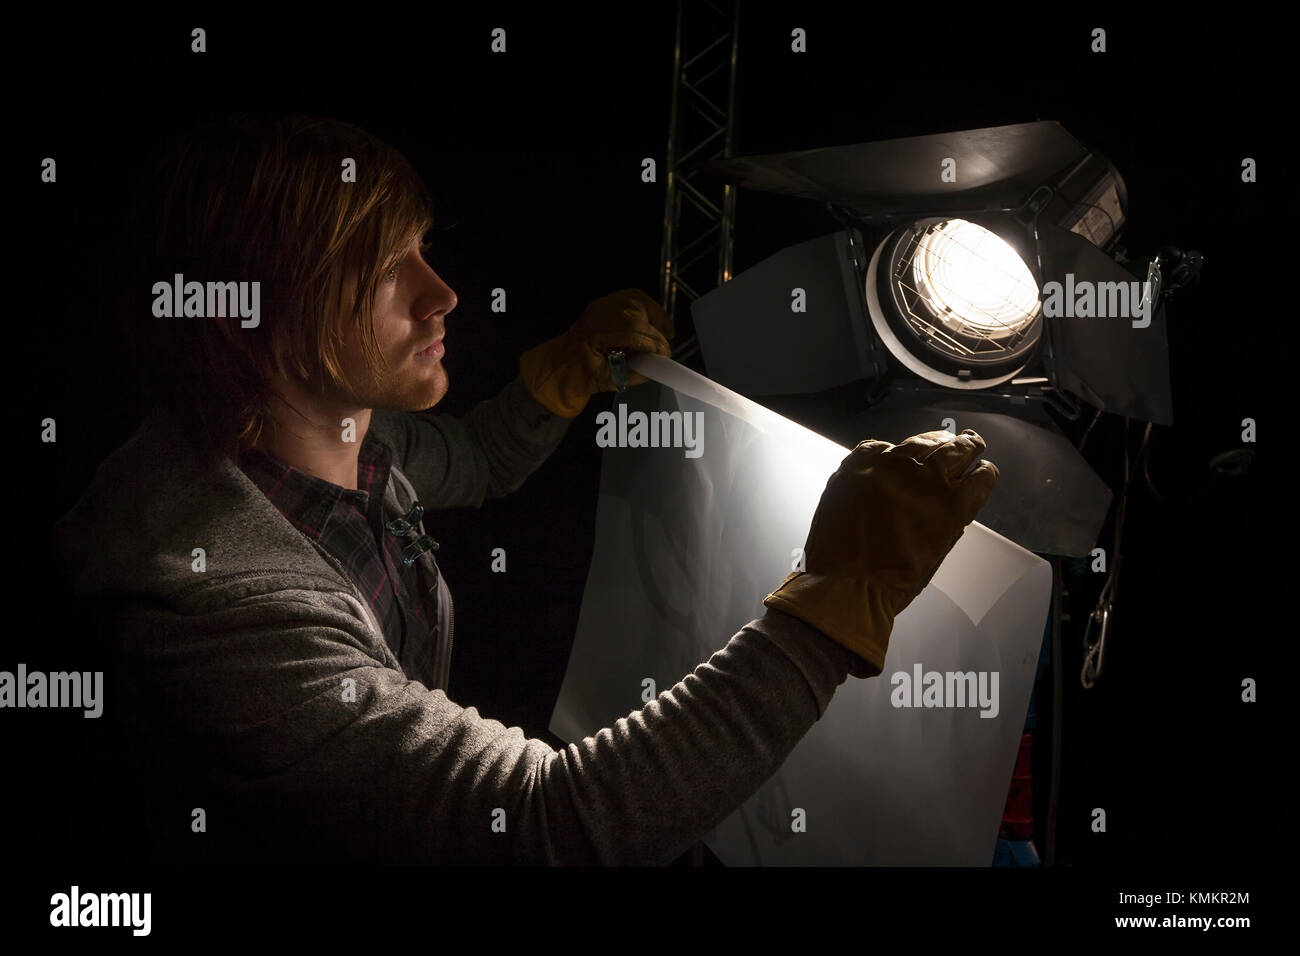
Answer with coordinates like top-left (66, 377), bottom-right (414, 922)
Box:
top-left (1082, 416), bottom-right (1139, 688)
top-left (1046, 555), bottom-right (1063, 866)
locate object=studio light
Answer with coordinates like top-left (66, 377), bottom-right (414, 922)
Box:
top-left (683, 121), bottom-right (1189, 556)
top-left (690, 121), bottom-right (1173, 423)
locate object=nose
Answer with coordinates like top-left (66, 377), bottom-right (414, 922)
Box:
top-left (418, 265), bottom-right (457, 325)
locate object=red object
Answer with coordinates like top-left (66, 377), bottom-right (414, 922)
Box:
top-left (999, 733), bottom-right (1034, 840)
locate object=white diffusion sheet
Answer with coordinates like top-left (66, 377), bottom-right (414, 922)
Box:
top-left (550, 355), bottom-right (1051, 865)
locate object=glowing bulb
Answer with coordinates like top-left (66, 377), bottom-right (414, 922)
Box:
top-left (911, 219), bottom-right (1039, 339)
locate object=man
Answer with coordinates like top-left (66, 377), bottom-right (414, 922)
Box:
top-left (53, 112), bottom-right (999, 865)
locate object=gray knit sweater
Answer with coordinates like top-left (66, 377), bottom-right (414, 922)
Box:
top-left (52, 377), bottom-right (858, 865)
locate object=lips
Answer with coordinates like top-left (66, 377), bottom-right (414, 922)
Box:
top-left (416, 338), bottom-right (444, 355)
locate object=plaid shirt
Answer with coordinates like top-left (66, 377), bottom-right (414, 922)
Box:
top-left (236, 430), bottom-right (442, 687)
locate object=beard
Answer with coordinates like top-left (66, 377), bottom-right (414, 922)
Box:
top-left (318, 345), bottom-right (450, 414)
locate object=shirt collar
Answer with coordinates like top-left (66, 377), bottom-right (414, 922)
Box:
top-left (236, 427), bottom-right (395, 540)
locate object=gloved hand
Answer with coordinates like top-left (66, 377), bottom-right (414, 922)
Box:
top-left (763, 429), bottom-right (999, 678)
top-left (519, 289), bottom-right (674, 419)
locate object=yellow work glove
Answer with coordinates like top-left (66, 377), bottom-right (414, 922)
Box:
top-left (764, 429), bottom-right (1000, 678)
top-left (519, 288), bottom-right (674, 419)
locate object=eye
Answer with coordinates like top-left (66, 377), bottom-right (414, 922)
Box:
top-left (384, 233), bottom-right (435, 282)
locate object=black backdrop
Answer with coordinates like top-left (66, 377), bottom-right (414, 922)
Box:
top-left (10, 2), bottom-right (1284, 928)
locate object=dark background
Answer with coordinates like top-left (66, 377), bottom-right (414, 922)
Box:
top-left (12, 2), bottom-right (1284, 888)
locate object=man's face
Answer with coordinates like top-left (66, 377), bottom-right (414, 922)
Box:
top-left (334, 234), bottom-right (458, 413)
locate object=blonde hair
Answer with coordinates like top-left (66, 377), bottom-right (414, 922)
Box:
top-left (127, 112), bottom-right (433, 461)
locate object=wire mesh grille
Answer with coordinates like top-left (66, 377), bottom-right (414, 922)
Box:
top-left (892, 219), bottom-right (1041, 361)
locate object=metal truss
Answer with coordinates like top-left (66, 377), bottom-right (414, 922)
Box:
top-left (659, 0), bottom-right (741, 369)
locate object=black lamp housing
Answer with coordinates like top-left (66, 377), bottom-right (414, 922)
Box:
top-left (689, 120), bottom-right (1174, 426)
